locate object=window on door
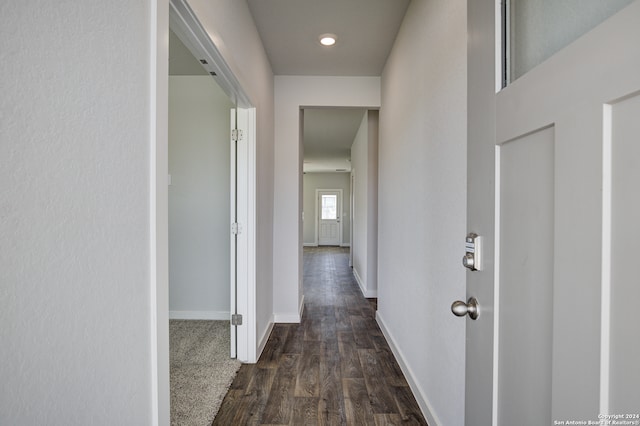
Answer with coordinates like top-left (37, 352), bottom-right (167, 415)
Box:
top-left (321, 195), bottom-right (338, 220)
top-left (501, 0), bottom-right (634, 86)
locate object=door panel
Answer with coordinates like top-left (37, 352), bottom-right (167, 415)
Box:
top-left (498, 127), bottom-right (554, 425)
top-left (609, 93), bottom-right (640, 413)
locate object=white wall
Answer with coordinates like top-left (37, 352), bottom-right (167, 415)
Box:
top-left (376, 1), bottom-right (467, 425)
top-left (350, 111), bottom-right (379, 298)
top-left (303, 173), bottom-right (351, 246)
top-left (273, 76), bottom-right (381, 322)
top-left (168, 76), bottom-right (232, 319)
top-left (0, 1), bottom-right (155, 424)
top-left (187, 0), bottom-right (275, 352)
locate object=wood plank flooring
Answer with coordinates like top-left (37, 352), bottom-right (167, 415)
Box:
top-left (213, 247), bottom-right (427, 425)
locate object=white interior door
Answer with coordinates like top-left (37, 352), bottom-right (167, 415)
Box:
top-left (465, 1), bottom-right (640, 424)
top-left (317, 189), bottom-right (342, 246)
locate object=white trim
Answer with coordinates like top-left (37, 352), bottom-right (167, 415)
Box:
top-left (246, 108), bottom-right (257, 364)
top-left (274, 295), bottom-right (304, 324)
top-left (230, 110), bottom-right (237, 359)
top-left (273, 313), bottom-right (302, 323)
top-left (233, 108), bottom-right (257, 363)
top-left (150, 2), bottom-right (158, 422)
top-left (492, 146), bottom-right (502, 426)
top-left (151, 0), bottom-right (169, 423)
top-left (169, 0), bottom-right (251, 107)
top-left (376, 311), bottom-right (441, 426)
top-left (340, 243), bottom-right (351, 248)
top-left (599, 103), bottom-right (613, 415)
top-left (257, 317), bottom-right (275, 361)
top-left (350, 172), bottom-right (354, 268)
top-left (169, 311), bottom-right (231, 320)
top-left (353, 268), bottom-right (377, 298)
top-left (303, 243), bottom-right (318, 247)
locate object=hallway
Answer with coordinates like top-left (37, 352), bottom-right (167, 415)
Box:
top-left (213, 247), bottom-right (427, 425)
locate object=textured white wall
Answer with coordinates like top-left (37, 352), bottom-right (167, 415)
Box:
top-left (377, 1), bottom-right (467, 425)
top-left (0, 1), bottom-right (154, 424)
top-left (302, 173), bottom-right (351, 246)
top-left (273, 76), bottom-right (380, 322)
top-left (350, 111), bottom-right (379, 297)
top-left (168, 76), bottom-right (232, 318)
top-left (187, 0), bottom-right (275, 349)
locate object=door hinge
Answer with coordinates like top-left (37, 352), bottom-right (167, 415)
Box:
top-left (231, 129), bottom-right (244, 142)
top-left (231, 222), bottom-right (242, 235)
top-left (231, 314), bottom-right (243, 326)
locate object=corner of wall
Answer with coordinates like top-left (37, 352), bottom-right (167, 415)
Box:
top-left (353, 268), bottom-right (377, 298)
top-left (376, 311), bottom-right (442, 426)
top-left (272, 293), bottom-right (304, 324)
top-left (256, 314), bottom-right (275, 362)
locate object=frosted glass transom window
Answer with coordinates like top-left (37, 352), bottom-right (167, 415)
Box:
top-left (507, 0), bottom-right (634, 83)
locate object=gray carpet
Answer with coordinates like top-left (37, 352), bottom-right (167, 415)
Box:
top-left (170, 320), bottom-right (241, 426)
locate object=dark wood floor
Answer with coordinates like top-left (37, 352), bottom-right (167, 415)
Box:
top-left (213, 247), bottom-right (427, 425)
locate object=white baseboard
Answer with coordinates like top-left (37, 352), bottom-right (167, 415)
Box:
top-left (169, 310), bottom-right (229, 320)
top-left (273, 313), bottom-right (301, 323)
top-left (376, 311), bottom-right (441, 426)
top-left (273, 295), bottom-right (304, 323)
top-left (257, 316), bottom-right (275, 361)
top-left (304, 242), bottom-right (349, 248)
top-left (352, 268), bottom-right (377, 298)
top-left (299, 294), bottom-right (305, 319)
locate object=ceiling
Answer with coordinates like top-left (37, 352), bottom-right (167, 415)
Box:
top-left (170, 1), bottom-right (410, 172)
top-left (246, 0), bottom-right (408, 172)
top-left (303, 108), bottom-right (366, 173)
top-left (246, 0), bottom-right (410, 76)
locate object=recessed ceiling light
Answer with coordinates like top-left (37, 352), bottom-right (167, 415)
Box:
top-left (319, 33), bottom-right (337, 46)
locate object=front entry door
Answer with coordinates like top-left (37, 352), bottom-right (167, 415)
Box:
top-left (465, 2), bottom-right (640, 424)
top-left (317, 190), bottom-right (342, 246)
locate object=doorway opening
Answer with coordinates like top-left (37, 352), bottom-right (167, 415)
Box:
top-left (152, 0), bottom-right (259, 422)
top-left (301, 107), bottom-right (378, 299)
top-left (167, 28), bottom-right (233, 327)
top-left (166, 20), bottom-right (244, 425)
top-left (316, 189), bottom-right (343, 246)
top-left (168, 0), bottom-right (257, 364)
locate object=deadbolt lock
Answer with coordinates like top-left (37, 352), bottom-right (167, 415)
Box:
top-left (462, 233), bottom-right (483, 271)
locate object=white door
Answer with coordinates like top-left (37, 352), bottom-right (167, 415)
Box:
top-left (464, 1), bottom-right (640, 424)
top-left (317, 190), bottom-right (342, 246)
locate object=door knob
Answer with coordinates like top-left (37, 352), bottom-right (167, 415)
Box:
top-left (451, 297), bottom-right (479, 320)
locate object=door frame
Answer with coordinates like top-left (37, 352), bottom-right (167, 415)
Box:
top-left (350, 172), bottom-right (355, 267)
top-left (229, 107), bottom-right (256, 362)
top-left (151, 0), bottom-right (257, 423)
top-left (315, 188), bottom-right (343, 246)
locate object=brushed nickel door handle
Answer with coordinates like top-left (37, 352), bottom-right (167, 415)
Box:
top-left (451, 297), bottom-right (480, 320)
